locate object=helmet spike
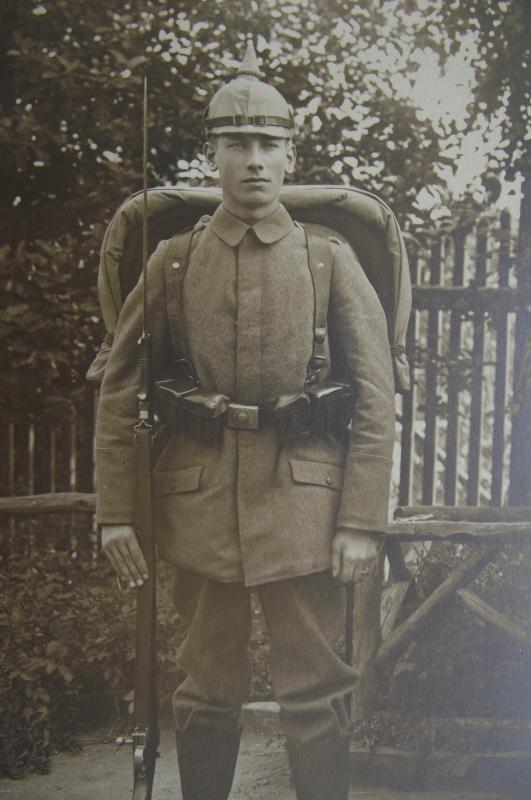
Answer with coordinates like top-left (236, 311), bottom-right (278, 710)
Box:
top-left (237, 39), bottom-right (262, 79)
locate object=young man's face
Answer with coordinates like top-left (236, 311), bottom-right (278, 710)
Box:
top-left (204, 133), bottom-right (296, 220)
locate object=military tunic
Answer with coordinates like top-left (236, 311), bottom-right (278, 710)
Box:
top-left (95, 203), bottom-right (395, 586)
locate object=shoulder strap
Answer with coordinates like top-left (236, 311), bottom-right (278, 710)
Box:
top-left (87, 227), bottom-right (197, 385)
top-left (302, 224), bottom-right (334, 386)
top-left (164, 227), bottom-right (195, 374)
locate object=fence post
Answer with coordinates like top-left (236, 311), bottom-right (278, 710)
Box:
top-left (491, 210), bottom-right (511, 505)
top-left (444, 226), bottom-right (466, 504)
top-left (422, 237), bottom-right (442, 505)
top-left (509, 168), bottom-right (531, 506)
top-left (467, 223), bottom-right (488, 504)
top-left (399, 251), bottom-right (418, 506)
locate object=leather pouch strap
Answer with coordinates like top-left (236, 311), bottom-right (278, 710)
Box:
top-left (303, 226), bottom-right (333, 385)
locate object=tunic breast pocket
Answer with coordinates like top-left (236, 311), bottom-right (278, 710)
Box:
top-left (153, 465), bottom-right (203, 496)
top-left (289, 459), bottom-right (343, 491)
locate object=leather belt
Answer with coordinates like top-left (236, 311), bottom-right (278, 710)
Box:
top-left (155, 379), bottom-right (353, 441)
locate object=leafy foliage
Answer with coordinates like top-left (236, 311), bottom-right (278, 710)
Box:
top-left (0, 534), bottom-right (132, 776)
top-left (384, 542), bottom-right (531, 723)
top-left (430, 0), bottom-right (530, 179)
top-left (0, 238), bottom-right (102, 411)
top-left (0, 514), bottom-right (274, 777)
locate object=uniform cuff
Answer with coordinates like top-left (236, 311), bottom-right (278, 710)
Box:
top-left (337, 452), bottom-right (392, 532)
top-left (95, 446), bottom-right (137, 524)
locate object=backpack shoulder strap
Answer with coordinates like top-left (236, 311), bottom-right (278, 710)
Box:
top-left (302, 220), bottom-right (409, 391)
top-left (300, 223), bottom-right (335, 386)
top-left (163, 225), bottom-right (197, 372)
top-left (87, 221), bottom-right (203, 385)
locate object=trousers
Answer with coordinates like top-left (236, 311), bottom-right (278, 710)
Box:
top-left (171, 569), bottom-right (357, 744)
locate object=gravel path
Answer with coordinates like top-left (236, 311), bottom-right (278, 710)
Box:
top-left (0, 729), bottom-right (527, 800)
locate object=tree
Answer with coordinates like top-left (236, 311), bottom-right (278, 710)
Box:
top-left (0, 0), bottom-right (483, 409)
top-left (430, 0), bottom-right (529, 181)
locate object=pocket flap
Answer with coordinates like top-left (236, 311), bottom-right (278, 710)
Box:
top-left (289, 459), bottom-right (343, 490)
top-left (154, 466), bottom-right (203, 495)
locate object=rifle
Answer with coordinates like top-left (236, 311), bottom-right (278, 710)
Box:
top-left (117, 74), bottom-right (159, 800)
top-left (344, 584), bottom-right (354, 719)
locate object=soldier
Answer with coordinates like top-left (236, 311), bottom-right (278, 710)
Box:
top-left (95, 42), bottom-right (396, 800)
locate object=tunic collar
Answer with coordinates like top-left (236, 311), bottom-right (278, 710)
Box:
top-left (209, 203), bottom-right (295, 247)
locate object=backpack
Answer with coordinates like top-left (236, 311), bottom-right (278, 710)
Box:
top-left (87, 185), bottom-right (412, 392)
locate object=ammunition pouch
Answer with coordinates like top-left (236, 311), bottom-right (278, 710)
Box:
top-left (270, 392), bottom-right (311, 440)
top-left (155, 378), bottom-right (229, 443)
top-left (155, 378), bottom-right (354, 442)
top-left (306, 383), bottom-right (353, 438)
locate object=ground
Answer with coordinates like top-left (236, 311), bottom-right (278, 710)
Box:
top-left (0, 728), bottom-right (528, 800)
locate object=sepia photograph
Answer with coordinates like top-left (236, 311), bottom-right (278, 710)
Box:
top-left (1, 1), bottom-right (530, 798)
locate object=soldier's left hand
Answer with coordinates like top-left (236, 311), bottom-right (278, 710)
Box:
top-left (331, 529), bottom-right (380, 584)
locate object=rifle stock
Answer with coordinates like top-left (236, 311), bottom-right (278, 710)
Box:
top-left (131, 421), bottom-right (159, 800)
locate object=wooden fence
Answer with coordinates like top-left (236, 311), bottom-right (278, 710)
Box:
top-left (0, 209), bottom-right (524, 526)
top-left (398, 209), bottom-right (519, 508)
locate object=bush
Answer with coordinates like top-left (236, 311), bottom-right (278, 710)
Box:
top-left (0, 540), bottom-right (134, 776)
top-left (0, 514), bottom-right (274, 778)
top-left (374, 542), bottom-right (531, 749)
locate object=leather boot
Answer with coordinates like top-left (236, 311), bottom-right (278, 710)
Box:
top-left (176, 725), bottom-right (241, 800)
top-left (287, 736), bottom-right (350, 800)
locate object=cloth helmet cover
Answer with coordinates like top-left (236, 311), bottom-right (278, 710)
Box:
top-left (204, 42), bottom-right (293, 138)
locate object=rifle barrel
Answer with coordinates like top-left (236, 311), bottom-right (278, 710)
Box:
top-left (142, 73), bottom-right (149, 334)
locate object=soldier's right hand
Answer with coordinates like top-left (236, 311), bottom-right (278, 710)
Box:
top-left (101, 524), bottom-right (149, 588)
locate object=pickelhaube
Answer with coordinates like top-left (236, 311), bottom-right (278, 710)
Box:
top-left (203, 40), bottom-right (294, 138)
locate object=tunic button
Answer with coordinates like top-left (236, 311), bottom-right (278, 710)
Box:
top-left (236, 410), bottom-right (249, 425)
top-left (171, 261), bottom-right (181, 270)
top-left (325, 475), bottom-right (334, 486)
top-left (317, 261), bottom-right (325, 269)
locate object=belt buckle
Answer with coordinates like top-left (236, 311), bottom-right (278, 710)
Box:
top-left (226, 403), bottom-right (259, 430)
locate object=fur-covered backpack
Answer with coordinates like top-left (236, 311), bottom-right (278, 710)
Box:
top-left (87, 185), bottom-right (411, 392)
